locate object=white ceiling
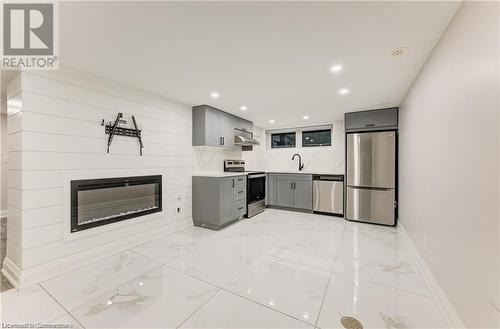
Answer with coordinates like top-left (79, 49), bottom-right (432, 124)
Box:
top-left (57, 1), bottom-right (460, 128)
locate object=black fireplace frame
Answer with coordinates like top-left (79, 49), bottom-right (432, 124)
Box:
top-left (70, 175), bottom-right (162, 233)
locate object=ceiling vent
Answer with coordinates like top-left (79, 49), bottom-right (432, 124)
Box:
top-left (392, 47), bottom-right (409, 56)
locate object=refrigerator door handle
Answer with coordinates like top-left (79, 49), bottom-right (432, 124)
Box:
top-left (346, 185), bottom-right (393, 191)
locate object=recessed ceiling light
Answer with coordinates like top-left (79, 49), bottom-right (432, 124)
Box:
top-left (303, 115), bottom-right (310, 120)
top-left (330, 65), bottom-right (343, 73)
top-left (240, 105), bottom-right (248, 111)
top-left (339, 88), bottom-right (349, 95)
top-left (210, 92), bottom-right (219, 99)
top-left (269, 119), bottom-right (275, 124)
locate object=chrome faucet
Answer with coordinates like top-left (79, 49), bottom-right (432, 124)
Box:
top-left (292, 154), bottom-right (304, 171)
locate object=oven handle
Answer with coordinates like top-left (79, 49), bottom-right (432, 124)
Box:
top-left (248, 174), bottom-right (266, 179)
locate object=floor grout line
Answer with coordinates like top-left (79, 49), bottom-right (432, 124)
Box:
top-left (314, 225), bottom-right (347, 328)
top-left (220, 288), bottom-right (315, 327)
top-left (5, 210), bottom-right (440, 328)
top-left (39, 284), bottom-right (87, 329)
top-left (172, 246), bottom-right (266, 328)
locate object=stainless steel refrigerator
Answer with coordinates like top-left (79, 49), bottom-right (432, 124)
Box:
top-left (346, 131), bottom-right (396, 226)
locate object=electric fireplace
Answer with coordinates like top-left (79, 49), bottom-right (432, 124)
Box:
top-left (70, 175), bottom-right (162, 233)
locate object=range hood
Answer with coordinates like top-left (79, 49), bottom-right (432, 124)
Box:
top-left (234, 129), bottom-right (260, 146)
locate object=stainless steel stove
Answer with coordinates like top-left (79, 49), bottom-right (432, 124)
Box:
top-left (224, 160), bottom-right (266, 218)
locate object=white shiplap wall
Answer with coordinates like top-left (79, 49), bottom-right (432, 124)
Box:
top-left (3, 69), bottom-right (193, 288)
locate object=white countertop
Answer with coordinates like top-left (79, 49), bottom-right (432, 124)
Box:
top-left (267, 170), bottom-right (345, 175)
top-left (193, 170), bottom-right (344, 177)
top-left (193, 172), bottom-right (248, 178)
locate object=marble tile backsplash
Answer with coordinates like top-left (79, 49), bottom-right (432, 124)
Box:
top-left (193, 122), bottom-right (345, 174)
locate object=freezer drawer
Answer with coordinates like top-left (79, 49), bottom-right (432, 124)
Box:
top-left (346, 187), bottom-right (395, 225)
top-left (347, 131), bottom-right (396, 188)
top-left (313, 180), bottom-right (344, 215)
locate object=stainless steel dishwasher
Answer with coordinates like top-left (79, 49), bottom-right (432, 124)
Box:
top-left (313, 175), bottom-right (344, 216)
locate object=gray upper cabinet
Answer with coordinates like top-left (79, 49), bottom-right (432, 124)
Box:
top-left (193, 105), bottom-right (220, 147)
top-left (219, 111), bottom-right (235, 149)
top-left (193, 105), bottom-right (253, 148)
top-left (345, 108), bottom-right (398, 132)
top-left (234, 117), bottom-right (252, 132)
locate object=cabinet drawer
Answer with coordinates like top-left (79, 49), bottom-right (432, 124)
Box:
top-left (234, 176), bottom-right (246, 187)
top-left (233, 200), bottom-right (246, 218)
top-left (233, 184), bottom-right (246, 201)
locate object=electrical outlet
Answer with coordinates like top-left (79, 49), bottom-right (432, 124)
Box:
top-left (178, 193), bottom-right (182, 201)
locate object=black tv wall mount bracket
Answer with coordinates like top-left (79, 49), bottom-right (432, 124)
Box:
top-left (101, 113), bottom-right (144, 155)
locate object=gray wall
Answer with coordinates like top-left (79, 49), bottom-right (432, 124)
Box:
top-left (399, 2), bottom-right (499, 327)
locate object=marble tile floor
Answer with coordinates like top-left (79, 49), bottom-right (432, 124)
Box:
top-left (0, 209), bottom-right (448, 328)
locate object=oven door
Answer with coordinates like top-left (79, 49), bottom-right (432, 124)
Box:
top-left (247, 174), bottom-right (266, 204)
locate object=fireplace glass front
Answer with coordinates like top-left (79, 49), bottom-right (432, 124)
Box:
top-left (71, 175), bottom-right (162, 233)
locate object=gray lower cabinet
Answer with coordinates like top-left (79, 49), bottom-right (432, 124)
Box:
top-left (276, 179), bottom-right (294, 208)
top-left (192, 175), bottom-right (247, 230)
top-left (268, 174), bottom-right (312, 210)
top-left (267, 174), bottom-right (277, 206)
top-left (293, 180), bottom-right (313, 209)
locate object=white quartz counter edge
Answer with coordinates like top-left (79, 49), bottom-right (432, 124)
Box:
top-left (193, 172), bottom-right (249, 178)
top-left (193, 171), bottom-right (344, 177)
top-left (267, 171), bottom-right (345, 175)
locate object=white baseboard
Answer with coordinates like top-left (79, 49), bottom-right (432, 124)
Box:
top-left (0, 209), bottom-right (7, 219)
top-left (398, 221), bottom-right (466, 329)
top-left (1, 217), bottom-right (191, 289)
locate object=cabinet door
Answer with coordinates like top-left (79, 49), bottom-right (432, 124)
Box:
top-left (220, 177), bottom-right (234, 224)
top-left (234, 117), bottom-right (252, 132)
top-left (276, 179), bottom-right (294, 208)
top-left (219, 112), bottom-right (235, 149)
top-left (205, 107), bottom-right (221, 147)
top-left (293, 180), bottom-right (313, 210)
top-left (345, 108), bottom-right (398, 132)
top-left (267, 174), bottom-right (277, 206)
